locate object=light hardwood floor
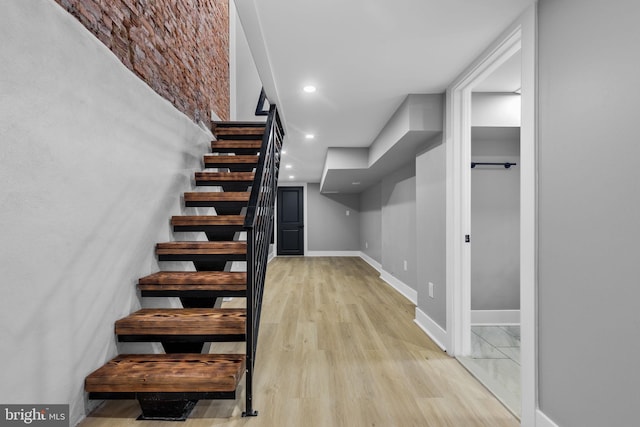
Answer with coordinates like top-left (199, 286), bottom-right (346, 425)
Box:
top-left (80, 257), bottom-right (518, 427)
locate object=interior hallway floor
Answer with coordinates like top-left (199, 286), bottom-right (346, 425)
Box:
top-left (80, 257), bottom-right (518, 427)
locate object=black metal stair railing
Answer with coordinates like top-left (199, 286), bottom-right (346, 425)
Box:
top-left (242, 103), bottom-right (283, 417)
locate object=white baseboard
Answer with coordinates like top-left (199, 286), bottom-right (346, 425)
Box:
top-left (414, 307), bottom-right (447, 352)
top-left (471, 309), bottom-right (520, 325)
top-left (536, 409), bottom-right (560, 427)
top-left (379, 270), bottom-right (417, 304)
top-left (306, 250), bottom-right (361, 257)
top-left (358, 251), bottom-right (382, 273)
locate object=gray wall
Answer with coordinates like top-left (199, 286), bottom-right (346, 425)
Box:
top-left (381, 162), bottom-right (417, 290)
top-left (538, 1), bottom-right (640, 426)
top-left (0, 2), bottom-right (210, 424)
top-left (360, 183), bottom-right (383, 263)
top-left (416, 142), bottom-right (447, 329)
top-left (470, 128), bottom-right (520, 311)
top-left (232, 4), bottom-right (267, 122)
top-left (307, 183), bottom-right (360, 251)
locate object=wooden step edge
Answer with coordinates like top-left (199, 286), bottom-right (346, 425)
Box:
top-left (211, 140), bottom-right (262, 147)
top-left (138, 272), bottom-right (247, 296)
top-left (213, 121), bottom-right (266, 127)
top-left (214, 127), bottom-right (265, 133)
top-left (85, 354), bottom-right (246, 393)
top-left (156, 242), bottom-right (248, 258)
top-left (156, 241), bottom-right (247, 249)
top-left (203, 155), bottom-right (259, 164)
top-left (195, 172), bottom-right (255, 179)
top-left (115, 308), bottom-right (246, 336)
top-left (138, 271), bottom-right (247, 285)
top-left (184, 191), bottom-right (251, 202)
top-left (171, 215), bottom-right (246, 226)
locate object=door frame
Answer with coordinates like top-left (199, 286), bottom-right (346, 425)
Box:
top-left (445, 5), bottom-right (536, 425)
top-left (275, 182), bottom-right (308, 256)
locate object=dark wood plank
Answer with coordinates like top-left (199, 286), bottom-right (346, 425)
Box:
top-left (85, 354), bottom-right (246, 393)
top-left (138, 271), bottom-right (246, 291)
top-left (171, 215), bottom-right (245, 227)
top-left (115, 308), bottom-right (246, 336)
top-left (184, 192), bottom-right (250, 202)
top-left (183, 192), bottom-right (250, 208)
top-left (214, 127), bottom-right (265, 137)
top-left (138, 272), bottom-right (246, 298)
top-left (195, 172), bottom-right (255, 183)
top-left (156, 241), bottom-right (247, 255)
top-left (203, 155), bottom-right (259, 165)
top-left (211, 140), bottom-right (262, 150)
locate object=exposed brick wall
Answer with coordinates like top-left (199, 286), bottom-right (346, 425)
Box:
top-left (55, 0), bottom-right (229, 122)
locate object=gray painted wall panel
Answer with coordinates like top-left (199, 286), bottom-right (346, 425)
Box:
top-left (538, 1), bottom-right (640, 425)
top-left (381, 163), bottom-right (417, 290)
top-left (416, 143), bottom-right (447, 329)
top-left (360, 183), bottom-right (383, 263)
top-left (307, 183), bottom-right (360, 251)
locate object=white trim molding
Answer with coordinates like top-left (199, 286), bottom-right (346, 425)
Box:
top-left (379, 270), bottom-right (417, 305)
top-left (471, 309), bottom-right (520, 325)
top-left (359, 251), bottom-right (382, 273)
top-left (415, 307), bottom-right (448, 352)
top-left (536, 410), bottom-right (560, 427)
top-left (306, 250), bottom-right (361, 257)
top-left (446, 23), bottom-right (522, 356)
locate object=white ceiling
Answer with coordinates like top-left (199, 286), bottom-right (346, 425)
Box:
top-left (235, 0), bottom-right (533, 186)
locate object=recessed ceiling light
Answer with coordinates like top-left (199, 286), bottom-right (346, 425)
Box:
top-left (303, 85), bottom-right (317, 93)
top-left (352, 182), bottom-right (361, 185)
top-left (305, 134), bottom-right (315, 140)
top-left (285, 164), bottom-right (292, 169)
top-left (281, 150), bottom-right (287, 154)
top-left (289, 175), bottom-right (295, 179)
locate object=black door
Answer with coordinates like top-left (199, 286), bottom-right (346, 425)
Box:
top-left (277, 186), bottom-right (304, 255)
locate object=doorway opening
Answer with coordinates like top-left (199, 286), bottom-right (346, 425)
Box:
top-left (459, 75), bottom-right (522, 416)
top-left (445, 6), bottom-right (536, 424)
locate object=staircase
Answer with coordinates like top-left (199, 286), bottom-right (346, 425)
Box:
top-left (85, 107), bottom-right (283, 421)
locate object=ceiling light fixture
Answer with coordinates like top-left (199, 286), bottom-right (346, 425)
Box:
top-left (285, 164), bottom-right (292, 169)
top-left (305, 134), bottom-right (315, 140)
top-left (352, 182), bottom-right (361, 185)
top-left (281, 150), bottom-right (287, 154)
top-left (303, 85), bottom-right (317, 93)
top-left (289, 175), bottom-right (295, 179)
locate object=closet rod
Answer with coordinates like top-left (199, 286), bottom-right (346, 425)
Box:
top-left (471, 162), bottom-right (517, 169)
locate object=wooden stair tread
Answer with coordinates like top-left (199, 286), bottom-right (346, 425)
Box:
top-left (138, 271), bottom-right (246, 297)
top-left (183, 192), bottom-right (250, 208)
top-left (138, 271), bottom-right (247, 288)
top-left (156, 241), bottom-right (247, 255)
top-left (213, 121), bottom-right (266, 127)
top-left (184, 192), bottom-right (250, 202)
top-left (115, 308), bottom-right (246, 336)
top-left (213, 127), bottom-right (265, 137)
top-left (171, 215), bottom-right (245, 227)
top-left (211, 140), bottom-right (262, 150)
top-left (195, 172), bottom-right (255, 182)
top-left (85, 354), bottom-right (246, 393)
top-left (204, 155), bottom-right (259, 165)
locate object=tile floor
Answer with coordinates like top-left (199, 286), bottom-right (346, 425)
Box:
top-left (457, 325), bottom-right (521, 418)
